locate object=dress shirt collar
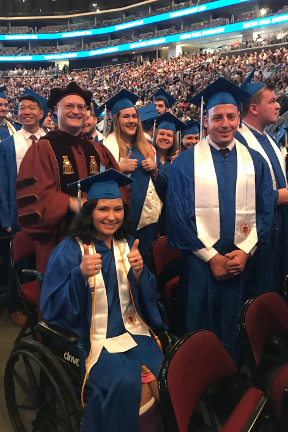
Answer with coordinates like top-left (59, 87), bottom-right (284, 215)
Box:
top-left (20, 127), bottom-right (43, 141)
top-left (208, 135), bottom-right (235, 151)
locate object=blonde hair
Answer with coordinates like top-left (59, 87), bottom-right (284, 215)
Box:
top-left (153, 129), bottom-right (178, 162)
top-left (111, 109), bottom-right (154, 159)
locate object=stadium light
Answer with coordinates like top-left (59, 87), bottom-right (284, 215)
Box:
top-left (260, 8), bottom-right (266, 16)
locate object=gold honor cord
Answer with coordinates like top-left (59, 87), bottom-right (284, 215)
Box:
top-left (81, 240), bottom-right (162, 409)
top-left (6, 121), bottom-right (14, 135)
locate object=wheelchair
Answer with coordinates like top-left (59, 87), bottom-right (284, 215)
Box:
top-left (4, 321), bottom-right (90, 432)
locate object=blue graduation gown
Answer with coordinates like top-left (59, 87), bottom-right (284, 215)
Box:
top-left (166, 144), bottom-right (274, 364)
top-left (40, 236), bottom-right (165, 432)
top-left (157, 160), bottom-right (171, 237)
top-left (129, 147), bottom-right (160, 265)
top-left (0, 135), bottom-right (20, 233)
top-left (235, 130), bottom-right (288, 297)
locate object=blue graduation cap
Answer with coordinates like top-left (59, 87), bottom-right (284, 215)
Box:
top-left (68, 169), bottom-right (134, 205)
top-left (0, 85), bottom-right (7, 99)
top-left (98, 89), bottom-right (139, 118)
top-left (137, 103), bottom-right (158, 129)
top-left (181, 120), bottom-right (200, 137)
top-left (189, 77), bottom-right (250, 112)
top-left (52, 113), bottom-right (58, 123)
top-left (91, 100), bottom-right (103, 117)
top-left (150, 88), bottom-right (177, 109)
top-left (240, 69), bottom-right (265, 105)
top-left (156, 112), bottom-right (186, 134)
top-left (20, 87), bottom-right (50, 127)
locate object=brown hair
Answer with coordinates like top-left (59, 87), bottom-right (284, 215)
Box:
top-left (87, 103), bottom-right (95, 118)
top-left (242, 83), bottom-right (275, 117)
top-left (111, 109), bottom-right (154, 159)
top-left (153, 129), bottom-right (178, 161)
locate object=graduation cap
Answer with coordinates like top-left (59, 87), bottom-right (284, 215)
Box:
top-left (189, 77), bottom-right (250, 140)
top-left (137, 103), bottom-right (158, 130)
top-left (240, 69), bottom-right (265, 105)
top-left (189, 77), bottom-right (250, 112)
top-left (91, 100), bottom-right (103, 117)
top-left (155, 112), bottom-right (186, 134)
top-left (47, 81), bottom-right (92, 110)
top-left (0, 85), bottom-right (7, 99)
top-left (150, 88), bottom-right (176, 109)
top-left (68, 169), bottom-right (134, 212)
top-left (98, 89), bottom-right (139, 118)
top-left (181, 120), bottom-right (200, 137)
top-left (20, 87), bottom-right (50, 128)
top-left (52, 113), bottom-right (58, 123)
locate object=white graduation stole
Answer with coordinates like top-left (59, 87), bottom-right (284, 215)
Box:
top-left (103, 132), bottom-right (120, 163)
top-left (77, 238), bottom-right (150, 372)
top-left (238, 124), bottom-right (287, 190)
top-left (137, 145), bottom-right (163, 230)
top-left (194, 139), bottom-right (258, 254)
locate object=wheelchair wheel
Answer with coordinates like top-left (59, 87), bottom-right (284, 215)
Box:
top-left (5, 340), bottom-right (82, 432)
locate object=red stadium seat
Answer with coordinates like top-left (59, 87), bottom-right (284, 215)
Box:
top-left (10, 231), bottom-right (43, 344)
top-left (158, 330), bottom-right (277, 432)
top-left (239, 292), bottom-right (288, 428)
top-left (149, 236), bottom-right (181, 328)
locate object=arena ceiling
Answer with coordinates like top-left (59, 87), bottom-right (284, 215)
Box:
top-left (0, 0), bottom-right (149, 16)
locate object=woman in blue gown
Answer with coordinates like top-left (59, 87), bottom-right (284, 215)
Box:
top-left (101, 89), bottom-right (163, 265)
top-left (154, 113), bottom-right (185, 237)
top-left (40, 170), bottom-right (166, 432)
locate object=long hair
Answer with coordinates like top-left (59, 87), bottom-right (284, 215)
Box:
top-left (153, 129), bottom-right (178, 162)
top-left (68, 199), bottom-right (132, 245)
top-left (109, 109), bottom-right (154, 159)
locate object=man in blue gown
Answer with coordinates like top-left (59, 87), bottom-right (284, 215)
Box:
top-left (0, 88), bottom-right (49, 234)
top-left (167, 78), bottom-right (274, 365)
top-left (235, 71), bottom-right (288, 297)
top-left (150, 88), bottom-right (176, 116)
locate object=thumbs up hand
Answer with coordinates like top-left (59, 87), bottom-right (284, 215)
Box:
top-left (80, 244), bottom-right (102, 285)
top-left (141, 151), bottom-right (157, 172)
top-left (119, 150), bottom-right (138, 173)
top-left (127, 239), bottom-right (143, 281)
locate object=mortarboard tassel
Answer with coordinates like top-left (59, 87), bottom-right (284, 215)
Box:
top-left (152, 119), bottom-right (156, 144)
top-left (239, 102), bottom-right (243, 128)
top-left (103, 105), bottom-right (108, 138)
top-left (200, 96), bottom-right (204, 141)
top-left (77, 181), bottom-right (81, 214)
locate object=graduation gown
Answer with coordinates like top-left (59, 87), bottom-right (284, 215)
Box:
top-left (40, 236), bottom-right (165, 432)
top-left (235, 128), bottom-right (288, 297)
top-left (16, 130), bottom-right (127, 276)
top-left (166, 144), bottom-right (274, 364)
top-left (157, 160), bottom-right (171, 237)
top-left (0, 130), bottom-right (45, 234)
top-left (0, 120), bottom-right (18, 142)
top-left (104, 133), bottom-right (161, 265)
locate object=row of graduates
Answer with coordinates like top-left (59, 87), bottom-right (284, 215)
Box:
top-left (0, 82), bottom-right (201, 432)
top-left (0, 75), bottom-right (288, 431)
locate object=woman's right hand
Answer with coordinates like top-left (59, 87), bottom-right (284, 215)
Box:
top-left (80, 244), bottom-right (102, 284)
top-left (119, 151), bottom-right (138, 173)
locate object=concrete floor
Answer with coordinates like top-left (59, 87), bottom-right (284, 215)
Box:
top-left (0, 307), bottom-right (21, 432)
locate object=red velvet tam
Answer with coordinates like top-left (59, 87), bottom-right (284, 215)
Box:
top-left (47, 81), bottom-right (93, 109)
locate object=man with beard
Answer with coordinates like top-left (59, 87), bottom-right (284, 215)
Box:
top-left (82, 103), bottom-right (104, 142)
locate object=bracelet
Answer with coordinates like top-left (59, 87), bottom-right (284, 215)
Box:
top-left (152, 167), bottom-right (159, 177)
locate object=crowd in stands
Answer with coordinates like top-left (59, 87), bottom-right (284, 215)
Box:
top-left (2, 43), bottom-right (288, 124)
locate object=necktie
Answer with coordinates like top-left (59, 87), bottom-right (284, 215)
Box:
top-left (30, 135), bottom-right (37, 145)
top-left (219, 148), bottom-right (230, 158)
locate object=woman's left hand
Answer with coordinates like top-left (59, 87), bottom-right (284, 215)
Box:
top-left (127, 239), bottom-right (143, 282)
top-left (141, 157), bottom-right (157, 172)
top-left (171, 150), bottom-right (179, 164)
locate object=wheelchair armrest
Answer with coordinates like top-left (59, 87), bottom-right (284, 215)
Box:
top-left (37, 321), bottom-right (79, 344)
top-left (22, 269), bottom-right (44, 288)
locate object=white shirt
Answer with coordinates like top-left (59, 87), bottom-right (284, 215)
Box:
top-left (20, 127), bottom-right (44, 148)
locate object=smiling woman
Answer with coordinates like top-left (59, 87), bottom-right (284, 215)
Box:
top-left (102, 88), bottom-right (163, 265)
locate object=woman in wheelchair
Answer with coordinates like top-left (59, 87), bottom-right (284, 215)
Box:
top-left (40, 169), bottom-right (166, 432)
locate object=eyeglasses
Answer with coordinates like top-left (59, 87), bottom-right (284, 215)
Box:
top-left (58, 103), bottom-right (87, 112)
